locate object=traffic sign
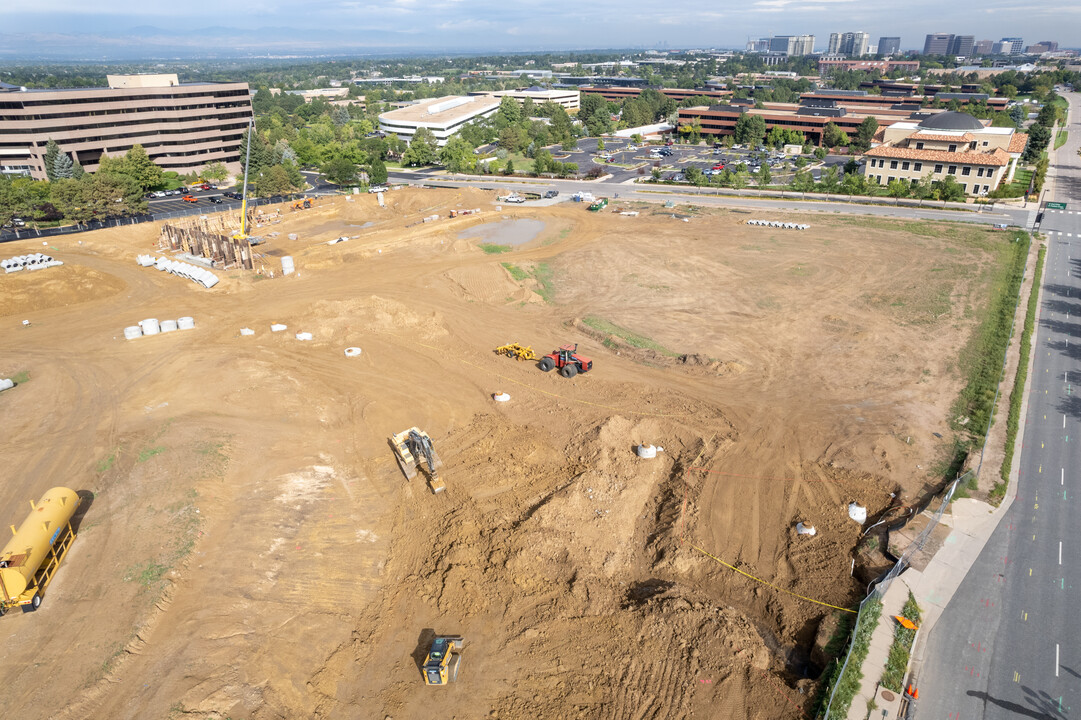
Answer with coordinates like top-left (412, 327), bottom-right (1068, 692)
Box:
top-left (1047, 202), bottom-right (1067, 210)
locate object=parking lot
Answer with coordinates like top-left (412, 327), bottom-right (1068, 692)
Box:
top-left (546, 137), bottom-right (855, 186)
top-left (147, 185), bottom-right (244, 214)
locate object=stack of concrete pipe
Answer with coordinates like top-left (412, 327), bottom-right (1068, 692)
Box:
top-left (2, 253), bottom-right (64, 273)
top-left (745, 220), bottom-right (810, 230)
top-left (124, 316), bottom-right (196, 340)
top-left (136, 255), bottom-right (219, 289)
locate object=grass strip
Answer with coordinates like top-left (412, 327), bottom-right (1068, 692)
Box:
top-left (818, 596), bottom-right (883, 720)
top-left (1056, 130), bottom-right (1069, 150)
top-left (479, 243), bottom-right (512, 254)
top-left (996, 242), bottom-right (1046, 502)
top-left (500, 262), bottom-right (530, 281)
top-left (582, 315), bottom-right (677, 356)
top-left (880, 593), bottom-right (922, 692)
top-left (950, 230), bottom-right (1029, 440)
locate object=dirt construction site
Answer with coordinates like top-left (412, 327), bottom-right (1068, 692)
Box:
top-left (0, 187), bottom-right (1012, 719)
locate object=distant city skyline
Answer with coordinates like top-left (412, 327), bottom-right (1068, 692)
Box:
top-left (0, 1), bottom-right (1076, 58)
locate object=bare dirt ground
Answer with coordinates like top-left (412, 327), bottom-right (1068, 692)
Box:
top-left (0, 188), bottom-right (1010, 719)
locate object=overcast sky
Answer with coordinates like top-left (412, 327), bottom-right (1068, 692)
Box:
top-left (0, 0), bottom-right (1075, 55)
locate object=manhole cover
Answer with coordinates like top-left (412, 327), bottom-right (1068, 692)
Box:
top-left (880, 690), bottom-right (896, 702)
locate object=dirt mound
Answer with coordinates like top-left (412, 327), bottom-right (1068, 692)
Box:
top-left (308, 294), bottom-right (448, 341)
top-left (0, 263), bottom-right (126, 317)
top-left (444, 264), bottom-right (540, 304)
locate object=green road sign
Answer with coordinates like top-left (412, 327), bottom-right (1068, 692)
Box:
top-left (1047, 202), bottom-right (1067, 210)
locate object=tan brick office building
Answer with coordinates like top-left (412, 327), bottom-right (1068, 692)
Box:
top-left (862, 111), bottom-right (1027, 195)
top-left (0, 74), bottom-right (253, 180)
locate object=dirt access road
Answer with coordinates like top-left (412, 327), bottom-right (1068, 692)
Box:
top-left (0, 188), bottom-right (1009, 719)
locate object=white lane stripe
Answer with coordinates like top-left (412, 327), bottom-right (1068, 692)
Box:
top-left (1058, 644), bottom-right (1061, 677)
top-left (1060, 541), bottom-right (1063, 565)
top-left (1066, 414), bottom-right (1068, 428)
top-left (1063, 468), bottom-right (1066, 485)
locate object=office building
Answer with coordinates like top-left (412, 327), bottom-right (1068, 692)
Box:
top-left (878, 37), bottom-right (902, 56)
top-left (819, 59), bottom-right (920, 74)
top-left (862, 111), bottom-right (1028, 195)
top-left (950, 36), bottom-right (975, 56)
top-left (1001, 38), bottom-right (1024, 55)
top-left (924, 34), bottom-right (954, 55)
top-left (0, 73), bottom-right (252, 180)
top-left (487, 87), bottom-right (580, 111)
top-left (1026, 41), bottom-right (1058, 54)
top-left (974, 40), bottom-right (995, 55)
top-left (828, 32), bottom-right (870, 57)
top-left (768, 35), bottom-right (815, 57)
top-left (378, 95), bottom-right (500, 146)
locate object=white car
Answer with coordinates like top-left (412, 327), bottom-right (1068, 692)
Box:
top-left (503, 195), bottom-right (526, 204)
top-left (368, 185), bottom-right (388, 193)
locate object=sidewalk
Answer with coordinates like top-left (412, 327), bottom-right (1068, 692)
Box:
top-left (846, 580), bottom-right (910, 720)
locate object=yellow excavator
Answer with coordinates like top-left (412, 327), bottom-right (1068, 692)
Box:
top-left (422, 635), bottom-right (463, 685)
top-left (390, 427), bottom-right (445, 494)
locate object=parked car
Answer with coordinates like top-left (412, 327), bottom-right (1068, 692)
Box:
top-left (543, 189), bottom-right (559, 198)
top-left (198, 183), bottom-right (212, 191)
top-left (368, 185), bottom-right (388, 193)
top-left (208, 196), bottom-right (223, 204)
top-left (182, 195), bottom-right (197, 203)
top-left (504, 194), bottom-right (526, 204)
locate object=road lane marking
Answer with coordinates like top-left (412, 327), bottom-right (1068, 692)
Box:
top-left (1014, 670), bottom-right (1021, 682)
top-left (1066, 414), bottom-right (1068, 428)
top-left (1023, 610), bottom-right (1029, 620)
top-left (1058, 644), bottom-right (1061, 676)
top-left (1063, 468), bottom-right (1066, 485)
top-left (1060, 541), bottom-right (1063, 565)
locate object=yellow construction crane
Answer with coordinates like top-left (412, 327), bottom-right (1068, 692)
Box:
top-left (495, 343), bottom-right (538, 362)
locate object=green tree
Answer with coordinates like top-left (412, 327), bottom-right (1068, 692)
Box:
top-left (504, 159), bottom-right (515, 176)
top-left (852, 117), bottom-right (879, 152)
top-left (202, 162), bottom-right (229, 183)
top-left (818, 166), bottom-right (841, 192)
top-left (368, 158), bottom-right (388, 185)
top-left (597, 138), bottom-right (605, 152)
top-left (439, 136), bottom-right (474, 173)
top-left (122, 144), bottom-right (163, 191)
top-left (886, 178), bottom-right (910, 198)
top-left (52, 151), bottom-right (74, 180)
top-left (49, 176), bottom-right (92, 224)
top-left (90, 171), bottom-right (145, 216)
top-left (933, 175), bottom-right (966, 201)
top-left (402, 127), bottom-right (437, 166)
top-left (255, 165), bottom-right (294, 196)
top-left (731, 169), bottom-right (749, 189)
top-left (43, 140), bottom-right (61, 182)
top-left (322, 156), bottom-right (357, 186)
top-left (733, 114), bottom-right (767, 146)
top-left (756, 164), bottom-right (771, 187)
top-left (498, 95), bottom-right (521, 125)
top-left (789, 169), bottom-right (816, 192)
top-left (331, 105), bottom-right (351, 127)
top-left (813, 146), bottom-right (828, 160)
top-left (684, 166), bottom-right (702, 184)
top-left (822, 122), bottom-right (849, 148)
top-left (499, 126), bottom-right (525, 152)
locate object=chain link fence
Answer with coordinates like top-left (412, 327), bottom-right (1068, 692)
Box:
top-left (0, 194), bottom-right (300, 244)
top-left (821, 231), bottom-right (1034, 719)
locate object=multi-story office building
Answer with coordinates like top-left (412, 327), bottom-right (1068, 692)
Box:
top-left (1026, 41), bottom-right (1058, 53)
top-left (378, 95), bottom-right (501, 146)
top-left (950, 36), bottom-right (975, 56)
top-left (974, 40), bottom-right (995, 55)
top-left (878, 37), bottom-right (902, 56)
top-left (768, 35), bottom-right (815, 57)
top-left (924, 33), bottom-right (954, 55)
top-left (828, 32), bottom-right (870, 57)
top-left (0, 74), bottom-right (252, 180)
top-left (1001, 37), bottom-right (1024, 55)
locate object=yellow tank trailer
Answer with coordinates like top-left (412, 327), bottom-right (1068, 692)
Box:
top-left (0, 487), bottom-right (81, 615)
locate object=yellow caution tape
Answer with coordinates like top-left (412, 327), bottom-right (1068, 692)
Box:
top-left (690, 544), bottom-right (858, 614)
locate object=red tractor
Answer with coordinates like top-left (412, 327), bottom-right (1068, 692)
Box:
top-left (538, 343), bottom-right (592, 378)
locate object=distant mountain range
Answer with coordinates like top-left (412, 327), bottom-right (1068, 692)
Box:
top-left (0, 25), bottom-right (595, 60)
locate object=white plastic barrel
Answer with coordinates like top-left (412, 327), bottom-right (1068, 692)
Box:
top-left (344, 347), bottom-right (362, 357)
top-left (124, 326), bottom-right (142, 340)
top-left (493, 392), bottom-right (511, 402)
top-left (160, 319), bottom-right (178, 333)
top-left (177, 317), bottom-right (195, 330)
top-left (140, 318), bottom-right (161, 335)
top-left (0, 378), bottom-right (13, 391)
top-left (281, 256), bottom-right (295, 276)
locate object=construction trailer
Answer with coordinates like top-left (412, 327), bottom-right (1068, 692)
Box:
top-left (0, 487), bottom-right (81, 615)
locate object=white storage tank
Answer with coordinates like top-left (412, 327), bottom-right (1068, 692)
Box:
top-left (123, 326), bottom-right (142, 340)
top-left (177, 317), bottom-right (195, 330)
top-left (281, 256), bottom-right (295, 276)
top-left (140, 318), bottom-right (161, 336)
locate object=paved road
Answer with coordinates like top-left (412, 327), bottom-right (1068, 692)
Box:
top-left (393, 172), bottom-right (1035, 228)
top-left (917, 92), bottom-right (1081, 719)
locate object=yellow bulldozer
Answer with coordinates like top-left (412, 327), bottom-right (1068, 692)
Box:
top-left (495, 342), bottom-right (538, 362)
top-left (422, 635), bottom-right (463, 685)
top-left (390, 427), bottom-right (445, 494)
